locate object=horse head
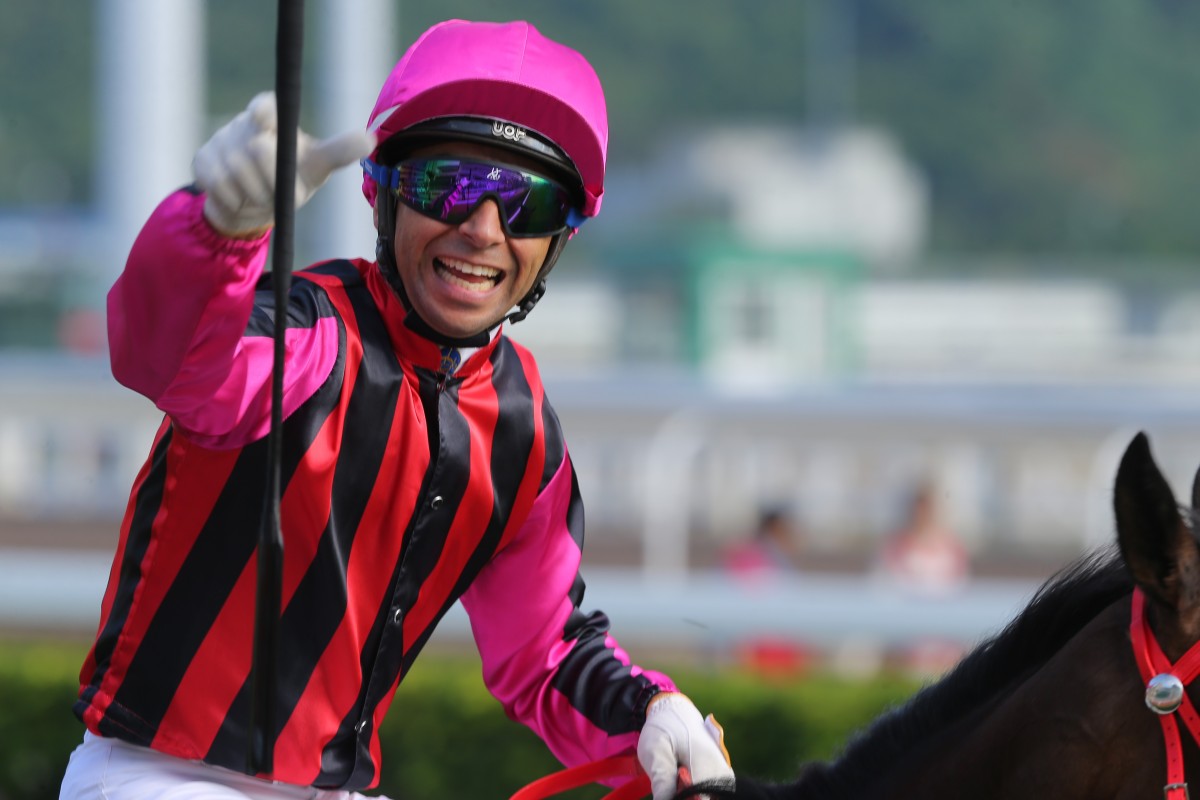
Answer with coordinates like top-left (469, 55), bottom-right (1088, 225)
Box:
top-left (1113, 431), bottom-right (1200, 800)
top-left (678, 431), bottom-right (1200, 800)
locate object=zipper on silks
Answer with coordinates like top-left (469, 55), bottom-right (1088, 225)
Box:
top-left (395, 368), bottom-right (445, 568)
top-left (419, 370), bottom-right (446, 458)
top-left (359, 367), bottom-right (446, 757)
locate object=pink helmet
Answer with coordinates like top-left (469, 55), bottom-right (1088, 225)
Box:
top-left (362, 19), bottom-right (607, 219)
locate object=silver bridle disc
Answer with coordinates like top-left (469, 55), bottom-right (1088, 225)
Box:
top-left (1146, 673), bottom-right (1186, 715)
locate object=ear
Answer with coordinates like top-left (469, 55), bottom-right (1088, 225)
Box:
top-left (1115, 432), bottom-right (1200, 622)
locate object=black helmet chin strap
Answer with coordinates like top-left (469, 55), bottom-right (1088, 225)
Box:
top-left (503, 229), bottom-right (569, 324)
top-left (503, 279), bottom-right (546, 325)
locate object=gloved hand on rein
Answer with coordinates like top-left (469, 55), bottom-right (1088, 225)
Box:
top-left (192, 91), bottom-right (376, 238)
top-left (637, 693), bottom-right (734, 800)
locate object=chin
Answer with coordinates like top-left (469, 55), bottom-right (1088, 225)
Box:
top-left (429, 312), bottom-right (498, 340)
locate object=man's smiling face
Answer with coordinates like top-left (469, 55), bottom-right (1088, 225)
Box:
top-left (379, 141), bottom-right (552, 339)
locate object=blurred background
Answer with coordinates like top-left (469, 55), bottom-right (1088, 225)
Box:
top-left (3, 0), bottom-right (1200, 794)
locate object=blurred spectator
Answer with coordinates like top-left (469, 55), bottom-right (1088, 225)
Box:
top-left (722, 505), bottom-right (805, 577)
top-left (876, 480), bottom-right (969, 595)
top-left (723, 505), bottom-right (814, 677)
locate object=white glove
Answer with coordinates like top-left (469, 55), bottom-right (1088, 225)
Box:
top-left (637, 694), bottom-right (734, 800)
top-left (192, 91), bottom-right (376, 238)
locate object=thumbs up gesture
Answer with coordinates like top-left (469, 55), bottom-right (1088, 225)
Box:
top-left (192, 91), bottom-right (376, 238)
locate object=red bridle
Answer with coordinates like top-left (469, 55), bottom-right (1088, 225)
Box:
top-left (1130, 588), bottom-right (1200, 799)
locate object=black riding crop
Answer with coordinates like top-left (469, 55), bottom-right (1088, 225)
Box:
top-left (249, 0), bottom-right (304, 775)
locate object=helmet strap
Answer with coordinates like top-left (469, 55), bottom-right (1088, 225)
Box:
top-left (504, 230), bottom-right (569, 324)
top-left (505, 279), bottom-right (546, 325)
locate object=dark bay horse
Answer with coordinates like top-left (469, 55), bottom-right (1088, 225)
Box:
top-left (684, 431), bottom-right (1200, 799)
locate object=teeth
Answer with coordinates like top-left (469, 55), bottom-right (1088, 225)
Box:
top-left (440, 258), bottom-right (500, 279)
top-left (435, 258), bottom-right (500, 293)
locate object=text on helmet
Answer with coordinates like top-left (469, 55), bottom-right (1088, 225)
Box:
top-left (492, 122), bottom-right (528, 143)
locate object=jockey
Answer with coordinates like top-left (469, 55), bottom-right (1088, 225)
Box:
top-left (60, 18), bottom-right (734, 800)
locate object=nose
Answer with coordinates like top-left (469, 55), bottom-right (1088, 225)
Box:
top-left (457, 198), bottom-right (507, 246)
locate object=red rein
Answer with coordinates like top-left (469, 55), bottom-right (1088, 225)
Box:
top-left (508, 754), bottom-right (651, 800)
top-left (1130, 588), bottom-right (1200, 799)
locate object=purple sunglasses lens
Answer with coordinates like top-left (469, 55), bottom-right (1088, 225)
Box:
top-left (396, 158), bottom-right (571, 235)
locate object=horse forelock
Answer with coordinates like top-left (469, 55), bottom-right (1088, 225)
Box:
top-left (799, 545), bottom-right (1134, 798)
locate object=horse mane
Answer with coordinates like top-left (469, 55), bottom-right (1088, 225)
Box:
top-left (795, 544), bottom-right (1134, 797)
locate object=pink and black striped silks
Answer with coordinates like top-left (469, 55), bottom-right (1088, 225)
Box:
top-left (76, 189), bottom-right (674, 790)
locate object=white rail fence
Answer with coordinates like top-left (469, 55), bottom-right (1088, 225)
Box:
top-left (5, 364), bottom-right (1200, 577)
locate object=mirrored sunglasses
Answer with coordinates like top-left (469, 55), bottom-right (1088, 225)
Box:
top-left (363, 156), bottom-right (584, 237)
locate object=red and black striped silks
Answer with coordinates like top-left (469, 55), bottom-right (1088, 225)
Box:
top-left (74, 260), bottom-right (664, 790)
